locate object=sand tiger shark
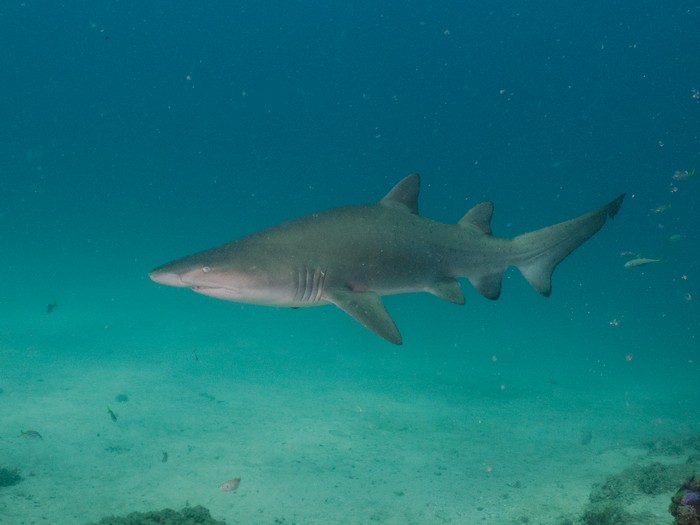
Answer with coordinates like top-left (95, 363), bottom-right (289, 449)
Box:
top-left (149, 174), bottom-right (624, 344)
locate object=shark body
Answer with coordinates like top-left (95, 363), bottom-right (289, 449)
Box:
top-left (149, 174), bottom-right (624, 344)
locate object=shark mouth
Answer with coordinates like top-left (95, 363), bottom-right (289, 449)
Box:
top-left (191, 286), bottom-right (239, 299)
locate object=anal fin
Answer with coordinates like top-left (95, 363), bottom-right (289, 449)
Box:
top-left (324, 289), bottom-right (402, 345)
top-left (468, 272), bottom-right (503, 300)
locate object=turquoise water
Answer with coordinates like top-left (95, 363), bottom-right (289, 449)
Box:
top-left (1, 2), bottom-right (699, 524)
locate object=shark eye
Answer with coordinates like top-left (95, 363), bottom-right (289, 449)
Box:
top-left (202, 266), bottom-right (211, 273)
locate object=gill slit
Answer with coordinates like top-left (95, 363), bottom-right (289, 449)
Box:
top-left (294, 266), bottom-right (327, 304)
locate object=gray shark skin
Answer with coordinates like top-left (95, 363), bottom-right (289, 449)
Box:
top-left (149, 174), bottom-right (624, 344)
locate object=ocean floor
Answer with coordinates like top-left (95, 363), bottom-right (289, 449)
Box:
top-left (0, 277), bottom-right (697, 525)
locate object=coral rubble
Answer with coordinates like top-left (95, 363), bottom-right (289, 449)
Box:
top-left (670, 476), bottom-right (700, 525)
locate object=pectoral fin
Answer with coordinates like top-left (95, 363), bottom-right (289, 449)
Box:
top-left (324, 289), bottom-right (402, 345)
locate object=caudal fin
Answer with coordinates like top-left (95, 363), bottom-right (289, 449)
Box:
top-left (514, 194), bottom-right (625, 296)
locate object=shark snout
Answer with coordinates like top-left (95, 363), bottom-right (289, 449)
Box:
top-left (148, 267), bottom-right (185, 287)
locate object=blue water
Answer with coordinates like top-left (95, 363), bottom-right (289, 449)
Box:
top-left (1, 2), bottom-right (699, 524)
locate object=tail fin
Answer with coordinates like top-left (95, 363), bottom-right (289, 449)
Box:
top-left (514, 194), bottom-right (625, 296)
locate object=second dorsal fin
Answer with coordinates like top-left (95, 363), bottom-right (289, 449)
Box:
top-left (458, 202), bottom-right (494, 234)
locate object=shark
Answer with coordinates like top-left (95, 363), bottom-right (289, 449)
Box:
top-left (149, 174), bottom-right (624, 344)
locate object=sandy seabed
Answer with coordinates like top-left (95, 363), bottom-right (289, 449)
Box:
top-left (0, 288), bottom-right (695, 525)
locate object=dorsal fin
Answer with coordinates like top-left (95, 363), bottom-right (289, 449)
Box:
top-left (379, 173), bottom-right (420, 214)
top-left (458, 202), bottom-right (494, 234)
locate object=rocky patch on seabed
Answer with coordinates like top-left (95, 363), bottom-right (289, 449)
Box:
top-left (86, 505), bottom-right (225, 525)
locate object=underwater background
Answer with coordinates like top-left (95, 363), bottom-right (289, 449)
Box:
top-left (1, 1), bottom-right (699, 524)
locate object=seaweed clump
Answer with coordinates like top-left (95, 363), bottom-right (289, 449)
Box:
top-left (87, 505), bottom-right (225, 525)
top-left (0, 467), bottom-right (22, 487)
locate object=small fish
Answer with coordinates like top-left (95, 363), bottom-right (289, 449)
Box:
top-left (219, 478), bottom-right (241, 492)
top-left (107, 407), bottom-right (118, 422)
top-left (161, 451), bottom-right (168, 463)
top-left (651, 203), bottom-right (671, 214)
top-left (624, 258), bottom-right (662, 268)
top-left (619, 251), bottom-right (641, 258)
top-left (668, 234), bottom-right (685, 243)
top-left (19, 430), bottom-right (43, 440)
top-left (46, 302), bottom-right (58, 314)
top-left (672, 168), bottom-right (696, 181)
